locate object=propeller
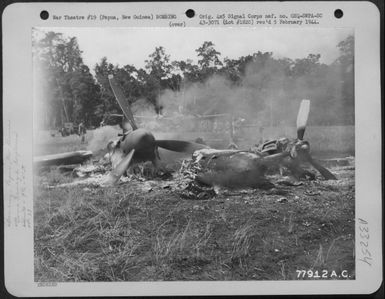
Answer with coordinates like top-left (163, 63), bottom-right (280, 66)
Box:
top-left (303, 152), bottom-right (337, 180)
top-left (296, 99), bottom-right (310, 140)
top-left (293, 99), bottom-right (337, 180)
top-left (155, 140), bottom-right (209, 154)
top-left (102, 149), bottom-right (135, 186)
top-left (108, 75), bottom-right (138, 130)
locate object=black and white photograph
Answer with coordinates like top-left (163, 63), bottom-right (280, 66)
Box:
top-left (32, 26), bottom-right (356, 282)
top-left (2, 1), bottom-right (382, 296)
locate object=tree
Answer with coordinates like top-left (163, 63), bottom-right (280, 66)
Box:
top-left (33, 31), bottom-right (67, 128)
top-left (195, 41), bottom-right (223, 81)
top-left (145, 46), bottom-right (173, 81)
top-left (173, 59), bottom-right (202, 88)
top-left (336, 35), bottom-right (354, 69)
top-left (33, 30), bottom-right (355, 129)
top-left (335, 35), bottom-right (354, 124)
top-left (68, 65), bottom-right (101, 126)
top-left (196, 41), bottom-right (222, 69)
top-left (291, 54), bottom-right (321, 77)
top-left (144, 47), bottom-right (176, 113)
top-left (94, 57), bottom-right (120, 119)
top-left (34, 31), bottom-right (102, 128)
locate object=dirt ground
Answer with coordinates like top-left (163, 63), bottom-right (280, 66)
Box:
top-left (34, 147), bottom-right (355, 281)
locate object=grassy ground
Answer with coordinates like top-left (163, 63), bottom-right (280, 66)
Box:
top-left (34, 134), bottom-right (355, 282)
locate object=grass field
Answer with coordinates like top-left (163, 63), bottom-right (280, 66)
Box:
top-left (34, 131), bottom-right (355, 282)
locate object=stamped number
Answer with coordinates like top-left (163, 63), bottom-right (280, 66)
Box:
top-left (358, 218), bottom-right (372, 266)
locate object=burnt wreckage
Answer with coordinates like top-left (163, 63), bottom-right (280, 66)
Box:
top-left (34, 75), bottom-right (337, 189)
top-left (104, 76), bottom-right (336, 187)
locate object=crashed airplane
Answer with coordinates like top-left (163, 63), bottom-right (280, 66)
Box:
top-left (104, 76), bottom-right (336, 187)
top-left (35, 75), bottom-right (337, 189)
top-left (103, 75), bottom-right (209, 185)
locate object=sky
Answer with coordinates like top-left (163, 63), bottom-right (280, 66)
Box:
top-left (35, 27), bottom-right (353, 71)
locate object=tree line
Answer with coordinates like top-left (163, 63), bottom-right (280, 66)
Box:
top-left (33, 31), bottom-right (354, 129)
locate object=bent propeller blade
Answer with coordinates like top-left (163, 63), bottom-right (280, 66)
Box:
top-left (305, 153), bottom-right (337, 180)
top-left (103, 149), bottom-right (135, 186)
top-left (296, 99), bottom-right (310, 140)
top-left (108, 75), bottom-right (138, 130)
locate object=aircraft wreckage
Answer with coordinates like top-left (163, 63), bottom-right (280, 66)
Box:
top-left (35, 75), bottom-right (337, 190)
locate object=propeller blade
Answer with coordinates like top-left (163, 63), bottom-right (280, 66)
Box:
top-left (108, 75), bottom-right (138, 130)
top-left (306, 154), bottom-right (337, 180)
top-left (296, 99), bottom-right (310, 140)
top-left (103, 149), bottom-right (135, 186)
top-left (155, 140), bottom-right (209, 154)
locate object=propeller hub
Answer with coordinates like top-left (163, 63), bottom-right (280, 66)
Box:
top-left (300, 143), bottom-right (309, 151)
top-left (290, 140), bottom-right (310, 159)
top-left (297, 140), bottom-right (310, 152)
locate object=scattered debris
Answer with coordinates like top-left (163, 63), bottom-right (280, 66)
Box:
top-left (156, 168), bottom-right (174, 180)
top-left (213, 185), bottom-right (222, 195)
top-left (74, 164), bottom-right (108, 178)
top-left (57, 164), bottom-right (81, 173)
top-left (277, 180), bottom-right (303, 187)
top-left (277, 197), bottom-right (288, 203)
top-left (141, 182), bottom-right (153, 193)
top-left (267, 188), bottom-right (289, 196)
top-left (304, 190), bottom-right (321, 196)
top-left (179, 181), bottom-right (216, 200)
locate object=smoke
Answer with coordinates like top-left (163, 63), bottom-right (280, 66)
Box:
top-left (157, 67), bottom-right (283, 127)
top-left (87, 53), bottom-right (351, 153)
top-left (131, 98), bottom-right (156, 117)
top-left (157, 57), bottom-right (350, 129)
top-left (87, 125), bottom-right (120, 153)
